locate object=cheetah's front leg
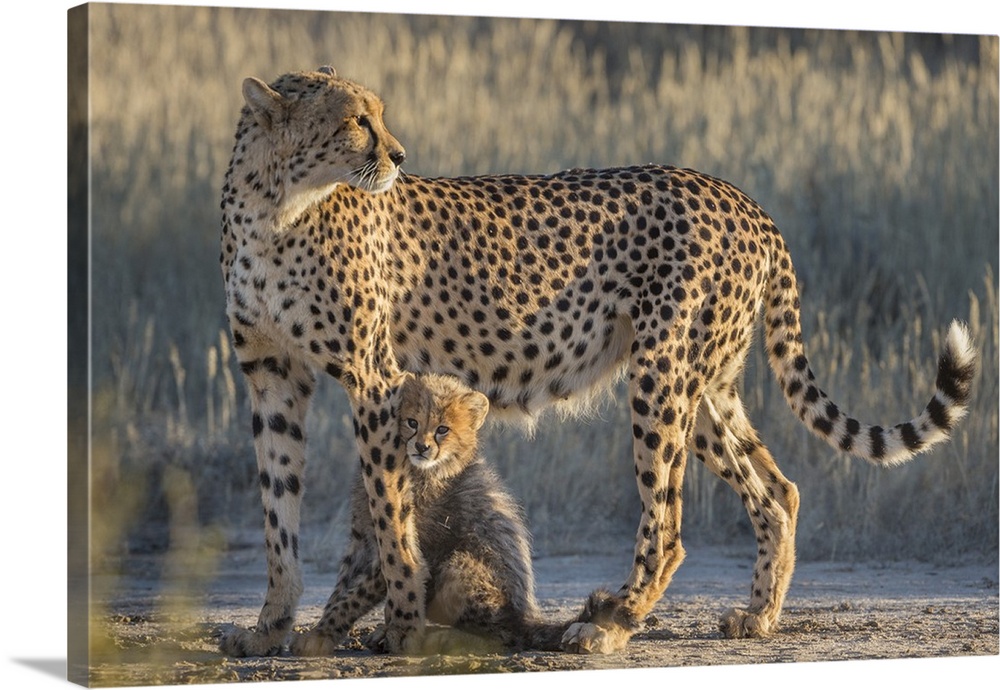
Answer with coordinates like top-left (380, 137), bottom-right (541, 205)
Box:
top-left (219, 351), bottom-right (315, 657)
top-left (563, 343), bottom-right (698, 654)
top-left (315, 377), bottom-right (428, 655)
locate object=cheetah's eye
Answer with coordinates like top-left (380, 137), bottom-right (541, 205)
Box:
top-left (405, 418), bottom-right (418, 430)
top-left (354, 115), bottom-right (370, 128)
top-left (435, 426), bottom-right (450, 437)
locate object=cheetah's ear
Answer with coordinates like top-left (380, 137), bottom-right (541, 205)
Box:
top-left (242, 77), bottom-right (286, 131)
top-left (464, 391), bottom-right (490, 432)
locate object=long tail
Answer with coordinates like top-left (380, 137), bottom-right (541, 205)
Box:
top-left (764, 241), bottom-right (978, 467)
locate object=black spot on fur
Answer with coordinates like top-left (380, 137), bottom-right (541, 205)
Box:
top-left (269, 413), bottom-right (288, 434)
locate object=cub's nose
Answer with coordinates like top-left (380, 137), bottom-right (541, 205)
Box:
top-left (389, 149), bottom-right (406, 167)
top-left (414, 441), bottom-right (430, 455)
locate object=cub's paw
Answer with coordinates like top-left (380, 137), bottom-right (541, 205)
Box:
top-left (289, 630), bottom-right (341, 656)
top-left (561, 622), bottom-right (628, 654)
top-left (218, 624), bottom-right (284, 657)
top-left (719, 608), bottom-right (774, 639)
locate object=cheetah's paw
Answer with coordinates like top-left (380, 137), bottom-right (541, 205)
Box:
top-left (561, 622), bottom-right (629, 654)
top-left (719, 607), bottom-right (775, 638)
top-left (218, 623), bottom-right (284, 657)
top-left (363, 623), bottom-right (425, 655)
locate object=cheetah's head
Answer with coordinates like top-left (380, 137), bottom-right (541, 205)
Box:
top-left (398, 374), bottom-right (489, 478)
top-left (240, 66), bottom-right (406, 204)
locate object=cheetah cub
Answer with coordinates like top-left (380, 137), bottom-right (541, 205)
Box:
top-left (371, 373), bottom-right (566, 653)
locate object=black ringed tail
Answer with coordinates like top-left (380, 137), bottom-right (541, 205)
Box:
top-left (763, 238), bottom-right (978, 467)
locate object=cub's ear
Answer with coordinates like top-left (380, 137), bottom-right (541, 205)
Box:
top-left (242, 77), bottom-right (286, 131)
top-left (464, 391), bottom-right (490, 431)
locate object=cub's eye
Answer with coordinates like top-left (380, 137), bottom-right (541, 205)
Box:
top-left (405, 418), bottom-right (418, 430)
top-left (435, 426), bottom-right (450, 437)
top-left (354, 115), bottom-right (370, 127)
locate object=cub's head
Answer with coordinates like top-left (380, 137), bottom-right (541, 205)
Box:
top-left (398, 374), bottom-right (490, 477)
top-left (238, 66), bottom-right (406, 203)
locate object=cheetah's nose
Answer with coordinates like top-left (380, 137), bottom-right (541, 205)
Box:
top-left (390, 149), bottom-right (406, 167)
top-left (414, 441), bottom-right (429, 455)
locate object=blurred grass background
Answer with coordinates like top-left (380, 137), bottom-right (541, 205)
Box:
top-left (80, 3), bottom-right (997, 569)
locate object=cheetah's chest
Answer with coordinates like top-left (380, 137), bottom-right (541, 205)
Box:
top-left (226, 244), bottom-right (324, 349)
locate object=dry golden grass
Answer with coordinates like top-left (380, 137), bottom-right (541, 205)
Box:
top-left (82, 4), bottom-right (998, 562)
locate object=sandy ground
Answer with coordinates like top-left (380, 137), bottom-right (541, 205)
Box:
top-left (82, 538), bottom-right (998, 687)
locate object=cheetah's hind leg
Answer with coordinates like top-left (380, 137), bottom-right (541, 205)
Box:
top-left (693, 378), bottom-right (800, 638)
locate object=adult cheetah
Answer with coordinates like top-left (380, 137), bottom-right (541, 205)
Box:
top-left (218, 67), bottom-right (977, 656)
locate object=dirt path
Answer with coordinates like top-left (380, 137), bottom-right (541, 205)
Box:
top-left (85, 543), bottom-right (998, 686)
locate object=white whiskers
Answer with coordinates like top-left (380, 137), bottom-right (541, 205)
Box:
top-left (349, 159), bottom-right (396, 192)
